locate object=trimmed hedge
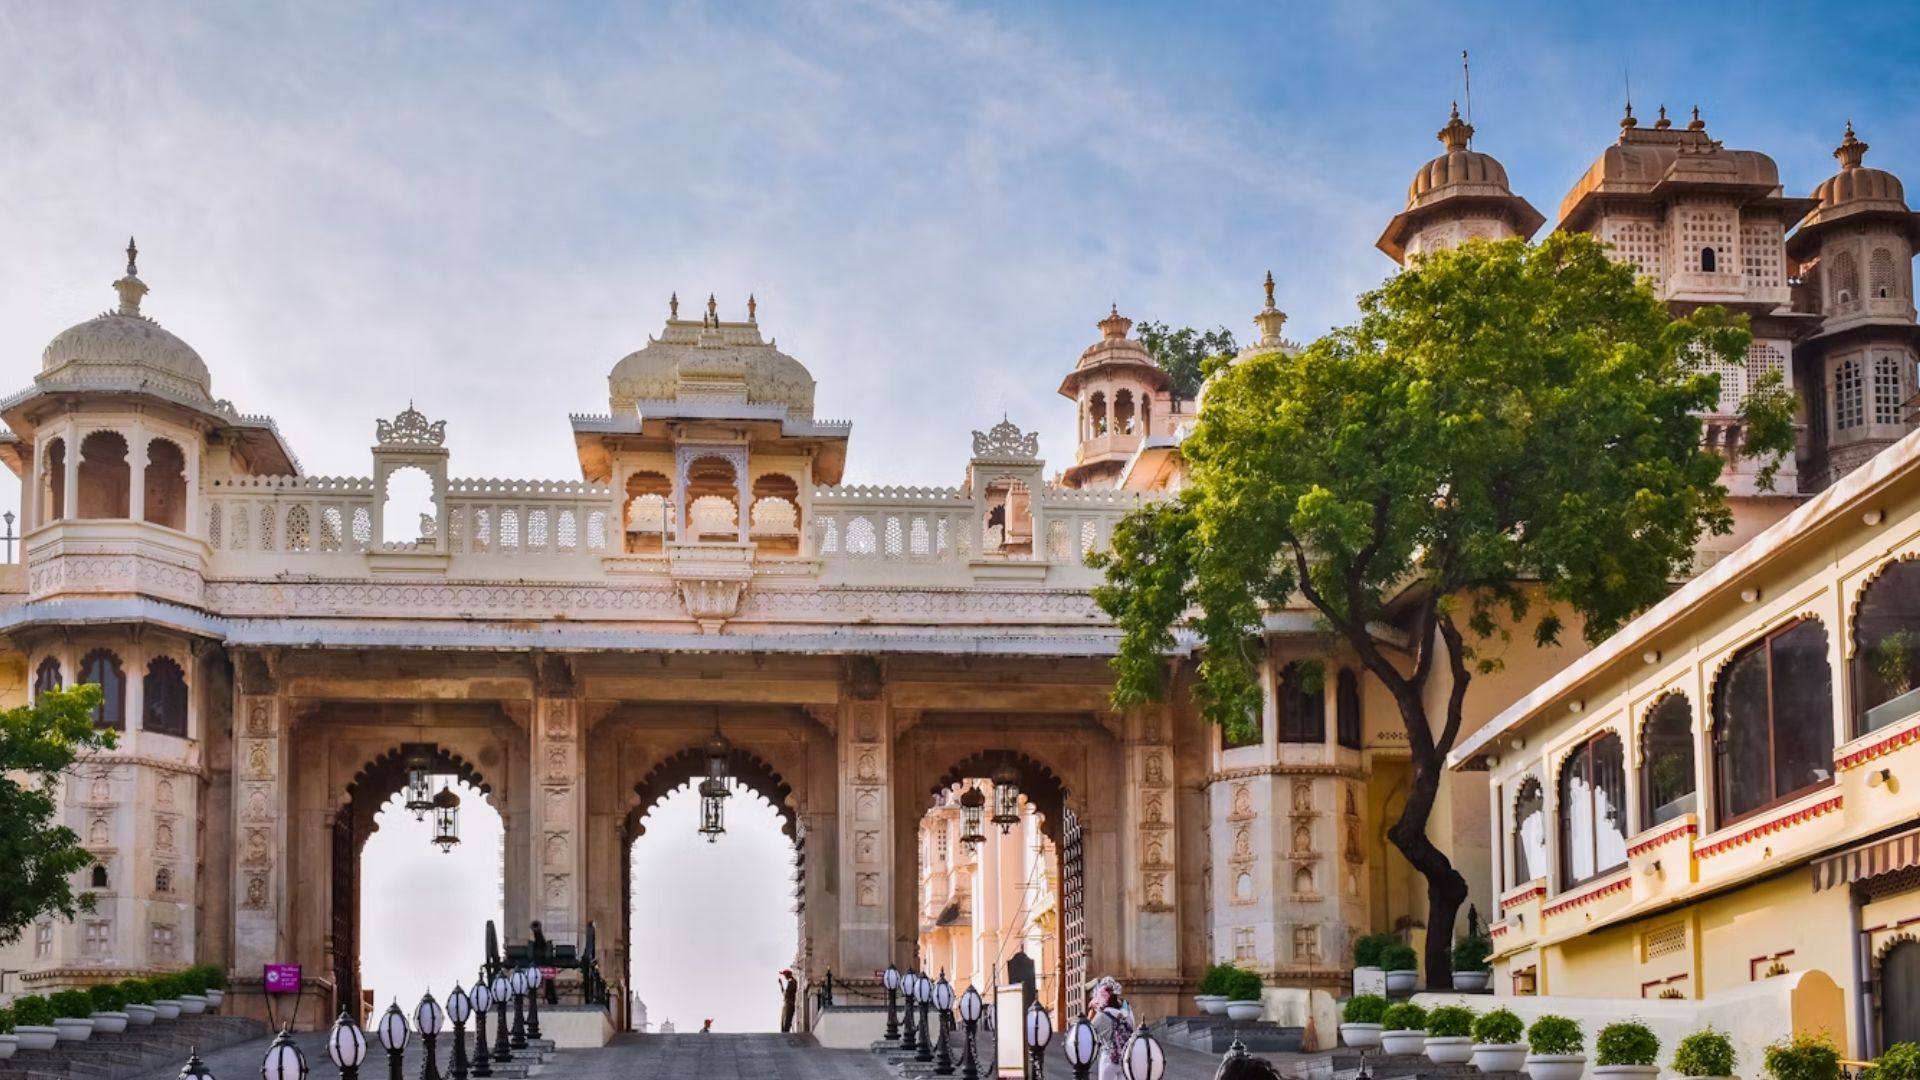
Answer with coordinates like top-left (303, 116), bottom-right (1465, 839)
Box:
top-left (1342, 995), bottom-right (1388, 1024)
top-left (11, 996), bottom-right (55, 1026)
top-left (88, 983), bottom-right (127, 1013)
top-left (1765, 1034), bottom-right (1841, 1080)
top-left (1596, 1022), bottom-right (1660, 1067)
top-left (1379, 942), bottom-right (1419, 972)
top-left (1426, 1006), bottom-right (1476, 1038)
top-left (1472, 1008), bottom-right (1525, 1045)
top-left (119, 979), bottom-right (156, 1005)
top-left (48, 990), bottom-right (93, 1020)
top-left (1353, 933), bottom-right (1400, 968)
top-left (1528, 1015), bottom-right (1584, 1056)
top-left (1381, 1003), bottom-right (1427, 1032)
top-left (1672, 1029), bottom-right (1737, 1078)
top-left (1199, 963), bottom-right (1237, 997)
top-left (1223, 968), bottom-right (1264, 1002)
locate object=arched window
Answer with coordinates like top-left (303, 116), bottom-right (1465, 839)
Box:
top-left (1641, 695), bottom-right (1697, 827)
top-left (34, 656), bottom-right (62, 699)
top-left (1836, 358), bottom-right (1865, 430)
top-left (1512, 777), bottom-right (1546, 885)
top-left (1335, 668), bottom-right (1363, 750)
top-left (77, 431), bottom-right (131, 519)
top-left (1700, 247), bottom-right (1717, 273)
top-left (143, 656), bottom-right (189, 738)
top-left (1113, 389), bottom-right (1136, 435)
top-left (90, 865), bottom-right (109, 889)
top-left (143, 438), bottom-right (187, 529)
top-left (78, 649), bottom-right (126, 731)
top-left (1871, 248), bottom-right (1897, 299)
top-left (43, 436), bottom-right (66, 523)
top-left (1558, 731), bottom-right (1628, 887)
top-left (1088, 392), bottom-right (1107, 437)
top-left (1852, 561), bottom-right (1920, 734)
top-left (1834, 249), bottom-right (1860, 306)
top-left (1713, 619), bottom-right (1834, 826)
top-left (1875, 355), bottom-right (1905, 426)
top-left (1223, 703), bottom-right (1263, 751)
top-left (1277, 662), bottom-right (1325, 743)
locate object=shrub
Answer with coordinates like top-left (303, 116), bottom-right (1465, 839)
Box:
top-left (1597, 1022), bottom-right (1661, 1067)
top-left (1528, 1015), bottom-right (1584, 1056)
top-left (48, 990), bottom-right (94, 1020)
top-left (191, 964), bottom-right (227, 991)
top-left (87, 983), bottom-right (127, 1012)
top-left (1672, 1030), bottom-right (1738, 1078)
top-left (11, 996), bottom-right (54, 1027)
top-left (1354, 933), bottom-right (1400, 968)
top-left (1473, 1008), bottom-right (1525, 1046)
top-left (1426, 1006), bottom-right (1476, 1038)
top-left (118, 979), bottom-right (155, 1005)
top-left (1343, 995), bottom-right (1388, 1024)
top-left (1199, 963), bottom-right (1237, 997)
top-left (1224, 969), bottom-right (1264, 1002)
top-left (149, 973), bottom-right (186, 999)
top-left (1765, 1035), bottom-right (1841, 1080)
top-left (1382, 1003), bottom-right (1427, 1032)
top-left (1453, 933), bottom-right (1494, 973)
top-left (0, 1006), bottom-right (14, 1034)
top-left (177, 967), bottom-right (211, 995)
top-left (1380, 942), bottom-right (1419, 972)
top-left (1864, 1043), bottom-right (1920, 1080)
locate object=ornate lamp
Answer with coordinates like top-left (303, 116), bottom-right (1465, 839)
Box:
top-left (958, 786), bottom-right (987, 849)
top-left (416, 990), bottom-right (446, 1080)
top-left (525, 965), bottom-right (543, 1041)
top-left (404, 749), bottom-right (435, 820)
top-left (509, 968), bottom-right (529, 1049)
top-left (488, 975), bottom-right (513, 1062)
top-left (883, 964), bottom-right (901, 1044)
top-left (328, 1008), bottom-right (368, 1080)
top-left (1123, 1027), bottom-right (1167, 1080)
top-left (914, 970), bottom-right (934, 1064)
top-left (378, 1000), bottom-right (409, 1080)
top-left (178, 1049), bottom-right (215, 1078)
top-left (469, 977), bottom-right (493, 1078)
top-left (446, 983), bottom-right (473, 1080)
top-left (901, 970), bottom-right (919, 1050)
top-left (260, 1027), bottom-right (309, 1080)
top-left (957, 986), bottom-right (984, 1080)
top-left (431, 785), bottom-right (462, 853)
top-left (990, 760), bottom-right (1022, 833)
top-left (698, 723), bottom-right (734, 842)
top-left (1024, 1002), bottom-right (1053, 1080)
top-left (932, 973), bottom-right (956, 1076)
top-left (1064, 1018), bottom-right (1098, 1080)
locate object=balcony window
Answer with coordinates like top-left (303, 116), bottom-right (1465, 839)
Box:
top-left (1641, 694), bottom-right (1697, 827)
top-left (1855, 561), bottom-right (1920, 735)
top-left (1558, 731), bottom-right (1628, 888)
top-left (1512, 777), bottom-right (1546, 885)
top-left (1335, 669), bottom-right (1363, 750)
top-left (1712, 619), bottom-right (1834, 826)
top-left (1277, 662), bottom-right (1325, 743)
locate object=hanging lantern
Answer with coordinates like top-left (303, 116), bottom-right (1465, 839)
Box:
top-left (431, 785), bottom-right (462, 852)
top-left (404, 757), bottom-right (434, 821)
top-left (990, 760), bottom-right (1021, 833)
top-left (704, 725), bottom-right (733, 782)
top-left (697, 776), bottom-right (730, 842)
top-left (958, 785), bottom-right (986, 849)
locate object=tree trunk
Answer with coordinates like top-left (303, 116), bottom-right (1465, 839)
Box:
top-left (1386, 745), bottom-right (1470, 988)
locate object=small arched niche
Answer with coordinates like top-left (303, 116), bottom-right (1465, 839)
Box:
top-left (78, 431), bottom-right (131, 519)
top-left (144, 437), bottom-right (188, 530)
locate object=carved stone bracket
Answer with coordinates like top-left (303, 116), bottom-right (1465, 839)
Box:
top-left (668, 543), bottom-right (754, 633)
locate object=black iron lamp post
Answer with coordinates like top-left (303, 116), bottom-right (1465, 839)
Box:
top-left (379, 1001), bottom-right (410, 1080)
top-left (446, 983), bottom-right (472, 1080)
top-left (932, 973), bottom-right (955, 1076)
top-left (469, 976), bottom-right (492, 1077)
top-left (1024, 1002), bottom-right (1053, 1080)
top-left (328, 1007), bottom-right (369, 1080)
top-left (1123, 1026), bottom-right (1167, 1080)
top-left (957, 985), bottom-right (983, 1080)
top-left (508, 968), bottom-right (529, 1049)
top-left (914, 971), bottom-right (934, 1063)
top-left (178, 1049), bottom-right (214, 1078)
top-left (489, 975), bottom-right (513, 1062)
top-left (1064, 1017), bottom-right (1097, 1080)
top-left (416, 990), bottom-right (446, 1080)
top-left (991, 760), bottom-right (1022, 833)
top-left (882, 964), bottom-right (901, 1044)
top-left (901, 971), bottom-right (918, 1050)
top-left (261, 1027), bottom-right (309, 1080)
top-left (524, 967), bottom-right (542, 1041)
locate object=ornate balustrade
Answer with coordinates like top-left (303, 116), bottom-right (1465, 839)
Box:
top-left (205, 476), bottom-right (379, 558)
top-left (443, 480), bottom-right (616, 558)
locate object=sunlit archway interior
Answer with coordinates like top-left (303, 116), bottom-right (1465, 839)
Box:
top-left (358, 778), bottom-right (503, 1012)
top-left (627, 779), bottom-right (798, 1034)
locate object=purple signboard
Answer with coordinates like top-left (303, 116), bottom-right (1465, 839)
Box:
top-left (264, 963), bottom-right (301, 994)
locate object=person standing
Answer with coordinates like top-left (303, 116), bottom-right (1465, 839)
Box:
top-left (1087, 977), bottom-right (1134, 1080)
top-left (778, 969), bottom-right (798, 1033)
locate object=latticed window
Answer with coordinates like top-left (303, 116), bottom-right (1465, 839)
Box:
top-left (1836, 358), bottom-right (1865, 430)
top-left (499, 509), bottom-right (520, 550)
top-left (1741, 220), bottom-right (1783, 290)
top-left (1871, 248), bottom-right (1898, 299)
top-left (845, 517), bottom-right (876, 556)
top-left (230, 507), bottom-right (249, 550)
top-left (883, 516), bottom-right (905, 559)
top-left (1045, 520), bottom-right (1068, 560)
top-left (1876, 355), bottom-right (1905, 425)
top-left (1080, 520), bottom-right (1098, 558)
top-left (259, 505), bottom-right (276, 550)
top-left (1607, 219), bottom-right (1664, 280)
top-left (935, 518), bottom-right (951, 557)
top-left (285, 505), bottom-right (311, 551)
top-left (1691, 345), bottom-right (1746, 414)
top-left (528, 509), bottom-right (549, 550)
top-left (1746, 342), bottom-right (1786, 390)
top-left (586, 511), bottom-right (607, 550)
top-left (473, 509), bottom-right (491, 552)
top-left (557, 510), bottom-right (578, 552)
top-left (1834, 250), bottom-right (1861, 306)
top-left (909, 518), bottom-right (930, 558)
top-left (320, 507), bottom-right (343, 552)
top-left (207, 504), bottom-right (222, 548)
top-left (817, 517), bottom-right (840, 554)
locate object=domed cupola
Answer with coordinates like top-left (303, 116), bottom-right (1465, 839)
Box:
top-left (1377, 105), bottom-right (1545, 265)
top-left (607, 293), bottom-right (817, 420)
top-left (1797, 124), bottom-right (1919, 237)
top-left (38, 239), bottom-right (214, 404)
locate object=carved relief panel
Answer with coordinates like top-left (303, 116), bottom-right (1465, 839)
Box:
top-left (1136, 744), bottom-right (1173, 913)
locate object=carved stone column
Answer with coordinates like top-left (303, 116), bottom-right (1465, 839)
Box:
top-left (1125, 708), bottom-right (1180, 976)
top-left (231, 652), bottom-right (288, 975)
top-left (837, 658), bottom-right (896, 973)
top-left (531, 656), bottom-right (586, 941)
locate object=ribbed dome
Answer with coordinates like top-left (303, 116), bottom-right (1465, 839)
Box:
top-left (1813, 124), bottom-right (1908, 210)
top-left (39, 243), bottom-right (213, 402)
top-left (608, 294), bottom-right (815, 418)
top-left (1406, 105), bottom-right (1516, 206)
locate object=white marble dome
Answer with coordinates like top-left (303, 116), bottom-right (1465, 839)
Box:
top-left (608, 297), bottom-right (815, 419)
top-left (39, 251), bottom-right (213, 402)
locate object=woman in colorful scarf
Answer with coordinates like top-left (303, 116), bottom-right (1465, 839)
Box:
top-left (1086, 976), bottom-right (1134, 1080)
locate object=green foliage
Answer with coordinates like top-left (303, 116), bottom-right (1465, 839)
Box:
top-left (1596, 1022), bottom-right (1661, 1067)
top-left (1135, 321), bottom-right (1238, 401)
top-left (1342, 995), bottom-right (1388, 1024)
top-left (10, 995), bottom-right (53, 1026)
top-left (1472, 1008), bottom-right (1525, 1045)
top-left (182, 963), bottom-right (226, 991)
top-left (1528, 1015), bottom-right (1585, 1056)
top-left (87, 983), bottom-right (126, 1012)
top-left (1199, 962), bottom-right (1237, 996)
top-left (118, 979), bottom-right (155, 1005)
top-left (1873, 631), bottom-right (1920, 695)
top-left (1672, 1029), bottom-right (1738, 1077)
top-left (149, 973), bottom-right (187, 1000)
top-left (1864, 1042), bottom-right (1920, 1080)
top-left (1379, 942), bottom-right (1419, 972)
top-left (0, 1006), bottom-right (14, 1034)
top-left (0, 685), bottom-right (116, 948)
top-left (48, 990), bottom-right (93, 1020)
top-left (1452, 933), bottom-right (1493, 973)
top-left (1352, 933), bottom-right (1400, 968)
top-left (1426, 1006), bottom-right (1476, 1038)
top-left (1224, 968), bottom-right (1264, 1002)
top-left (1381, 1003), bottom-right (1427, 1032)
top-left (1765, 1034), bottom-right (1841, 1080)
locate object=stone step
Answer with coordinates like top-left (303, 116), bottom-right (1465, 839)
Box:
top-left (0, 1016), bottom-right (268, 1080)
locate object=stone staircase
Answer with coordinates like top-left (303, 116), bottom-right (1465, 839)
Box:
top-left (1286, 1047), bottom-right (1527, 1080)
top-left (1158, 1015), bottom-right (1305, 1054)
top-left (0, 1016), bottom-right (266, 1080)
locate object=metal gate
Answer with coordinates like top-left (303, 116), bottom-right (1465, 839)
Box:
top-left (1885, 939), bottom-right (1920, 1048)
top-left (1061, 806), bottom-right (1088, 1009)
top-left (330, 806), bottom-right (359, 1015)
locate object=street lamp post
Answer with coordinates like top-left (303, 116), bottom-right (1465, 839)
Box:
top-left (1024, 1002), bottom-right (1053, 1080)
top-left (932, 973), bottom-right (955, 1076)
top-left (378, 1001), bottom-right (410, 1080)
top-left (509, 968), bottom-right (529, 1050)
top-left (901, 971), bottom-right (918, 1051)
top-left (178, 1049), bottom-right (214, 1078)
top-left (525, 968), bottom-right (543, 1041)
top-left (882, 964), bottom-right (901, 1044)
top-left (489, 975), bottom-right (513, 1062)
top-left (1064, 1018), bottom-right (1097, 1080)
top-left (261, 1027), bottom-right (309, 1080)
top-left (446, 984), bottom-right (472, 1080)
top-left (470, 978), bottom-right (492, 1077)
top-left (914, 973), bottom-right (933, 1064)
top-left (957, 986), bottom-right (983, 1080)
top-left (416, 991), bottom-right (446, 1080)
top-left (328, 1008), bottom-right (369, 1080)
top-left (1123, 1026), bottom-right (1168, 1080)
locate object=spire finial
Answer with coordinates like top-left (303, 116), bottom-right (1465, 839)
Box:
top-left (1688, 105), bottom-right (1704, 131)
top-left (1098, 304), bottom-right (1132, 341)
top-left (747, 293), bottom-right (757, 323)
top-left (125, 236), bottom-right (139, 277)
top-left (1836, 121), bottom-right (1869, 169)
top-left (1263, 270), bottom-right (1276, 309)
top-left (1253, 274), bottom-right (1288, 347)
top-left (1654, 104), bottom-right (1671, 130)
top-left (670, 292), bottom-right (680, 320)
top-left (112, 237), bottom-right (149, 317)
top-left (706, 293), bottom-right (717, 324)
top-left (1620, 101), bottom-right (1637, 130)
top-left (1438, 102), bottom-right (1474, 152)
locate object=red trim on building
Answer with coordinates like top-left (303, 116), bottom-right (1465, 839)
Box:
top-left (1627, 821), bottom-right (1697, 859)
top-left (1837, 723), bottom-right (1920, 771)
top-left (1542, 874), bottom-right (1632, 918)
top-left (1498, 884), bottom-right (1546, 913)
top-left (1695, 795), bottom-right (1844, 859)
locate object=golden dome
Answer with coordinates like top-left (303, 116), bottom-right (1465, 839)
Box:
top-left (1406, 104), bottom-right (1517, 207)
top-left (1811, 123), bottom-right (1907, 210)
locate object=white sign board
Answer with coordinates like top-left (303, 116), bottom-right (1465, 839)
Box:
top-left (995, 986), bottom-right (1027, 1078)
top-left (1352, 965), bottom-right (1387, 998)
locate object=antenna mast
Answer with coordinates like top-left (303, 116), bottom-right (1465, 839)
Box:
top-left (1461, 50), bottom-right (1474, 133)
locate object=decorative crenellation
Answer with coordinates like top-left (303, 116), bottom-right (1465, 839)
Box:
top-left (375, 403), bottom-right (447, 449)
top-left (970, 418), bottom-right (1040, 461)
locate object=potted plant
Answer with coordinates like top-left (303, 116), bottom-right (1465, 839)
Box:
top-left (0, 1006), bottom-right (18, 1061)
top-left (1671, 1028), bottom-right (1738, 1080)
top-left (1340, 994), bottom-right (1388, 1049)
top-left (1453, 933), bottom-right (1494, 991)
top-left (87, 983), bottom-right (130, 1034)
top-left (150, 974), bottom-right (185, 1021)
top-left (1381, 942), bottom-right (1420, 995)
top-left (1595, 1021), bottom-right (1660, 1080)
top-left (1425, 1005), bottom-right (1478, 1065)
top-left (1472, 1007), bottom-right (1529, 1073)
top-left (176, 968), bottom-right (210, 1015)
top-left (1381, 1002), bottom-right (1429, 1056)
top-left (10, 996), bottom-right (59, 1051)
top-left (191, 965), bottom-right (227, 1010)
top-left (48, 990), bottom-right (96, 1043)
top-left (1763, 1035), bottom-right (1840, 1080)
top-left (1353, 932), bottom-right (1398, 990)
top-left (120, 978), bottom-right (158, 1026)
top-left (1525, 1015), bottom-right (1586, 1080)
top-left (1224, 968), bottom-right (1266, 1021)
top-left (1197, 963), bottom-right (1235, 1015)
top-left (1863, 1042), bottom-right (1919, 1080)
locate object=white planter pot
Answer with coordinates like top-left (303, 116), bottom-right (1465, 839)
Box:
top-left (1474, 1043), bottom-right (1529, 1072)
top-left (153, 999), bottom-right (183, 1020)
top-left (1225, 1001), bottom-right (1265, 1022)
top-left (52, 1017), bottom-right (94, 1042)
top-left (205, 989), bottom-right (225, 1009)
top-left (1594, 1067), bottom-right (1658, 1080)
top-left (1677, 1075), bottom-right (1738, 1080)
top-left (1385, 969), bottom-right (1419, 994)
top-left (1526, 1053), bottom-right (1588, 1080)
top-left (1453, 971), bottom-right (1491, 992)
top-left (1340, 1023), bottom-right (1383, 1049)
top-left (91, 1011), bottom-right (129, 1034)
top-left (178, 994), bottom-right (209, 1015)
top-left (0, 1034), bottom-right (17, 1060)
top-left (1196, 995), bottom-right (1228, 1015)
top-left (1427, 1036), bottom-right (1475, 1064)
top-left (14, 1026), bottom-right (59, 1051)
top-left (125, 1003), bottom-right (157, 1026)
top-left (1382, 1029), bottom-right (1428, 1055)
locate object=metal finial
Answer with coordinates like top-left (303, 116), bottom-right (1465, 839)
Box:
top-left (748, 293), bottom-right (757, 322)
top-left (1688, 105), bottom-right (1704, 130)
top-left (1263, 271), bottom-right (1275, 308)
top-left (707, 293), bottom-right (717, 319)
top-left (670, 292), bottom-right (679, 319)
top-left (1655, 104), bottom-right (1671, 129)
top-left (126, 236), bottom-right (139, 276)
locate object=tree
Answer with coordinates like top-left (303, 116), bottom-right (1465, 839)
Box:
top-left (1136, 321), bottom-right (1238, 401)
top-left (0, 684), bottom-right (115, 946)
top-left (1092, 235), bottom-right (1795, 983)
